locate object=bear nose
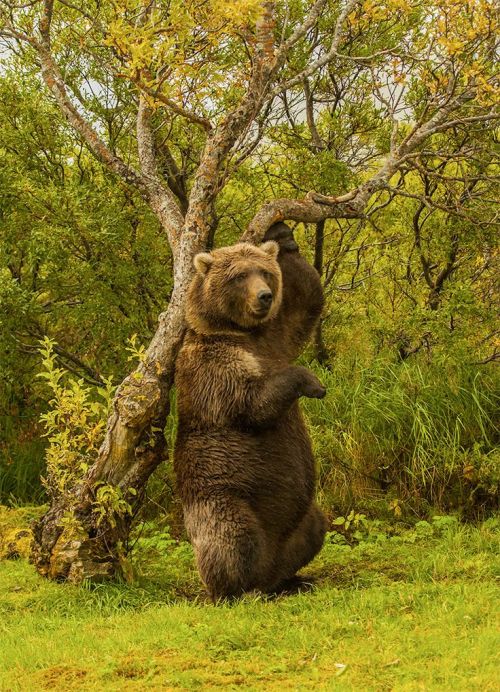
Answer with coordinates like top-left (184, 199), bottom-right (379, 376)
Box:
top-left (257, 289), bottom-right (273, 307)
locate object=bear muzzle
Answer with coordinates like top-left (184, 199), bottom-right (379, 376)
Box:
top-left (250, 289), bottom-right (273, 318)
top-left (257, 289), bottom-right (273, 308)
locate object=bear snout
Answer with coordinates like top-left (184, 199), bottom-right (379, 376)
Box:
top-left (257, 289), bottom-right (273, 308)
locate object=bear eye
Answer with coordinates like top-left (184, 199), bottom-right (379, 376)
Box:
top-left (262, 271), bottom-right (273, 282)
top-left (234, 272), bottom-right (247, 282)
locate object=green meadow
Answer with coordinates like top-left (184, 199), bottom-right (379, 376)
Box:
top-left (1, 509), bottom-right (498, 691)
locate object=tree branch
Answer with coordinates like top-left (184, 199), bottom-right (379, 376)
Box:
top-left (244, 86), bottom-right (493, 241)
top-left (183, 1), bottom-right (282, 247)
top-left (136, 95), bottom-right (184, 249)
top-left (269, 0), bottom-right (359, 98)
top-left (303, 78), bottom-right (324, 151)
top-left (274, 0), bottom-right (328, 65)
top-left (134, 79), bottom-right (213, 133)
top-left (32, 3), bottom-right (145, 192)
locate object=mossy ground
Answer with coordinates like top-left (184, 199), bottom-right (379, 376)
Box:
top-left (0, 509), bottom-right (498, 691)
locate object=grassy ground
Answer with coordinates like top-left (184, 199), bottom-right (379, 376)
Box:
top-left (0, 510), bottom-right (499, 691)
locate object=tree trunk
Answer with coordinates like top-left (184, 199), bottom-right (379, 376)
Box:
top-left (31, 238), bottom-right (197, 582)
top-left (312, 220), bottom-right (330, 366)
top-left (29, 2), bottom-right (280, 582)
top-left (313, 318), bottom-right (330, 366)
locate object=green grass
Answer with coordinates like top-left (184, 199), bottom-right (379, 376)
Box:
top-left (3, 357), bottom-right (498, 517)
top-left (1, 514), bottom-right (499, 690)
top-left (303, 358), bottom-right (499, 514)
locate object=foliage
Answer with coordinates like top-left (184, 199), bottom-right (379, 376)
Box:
top-left (37, 337), bottom-right (113, 499)
top-left (0, 504), bottom-right (45, 560)
top-left (92, 482), bottom-right (135, 529)
top-left (36, 338), bottom-right (150, 533)
top-left (0, 415), bottom-right (46, 506)
top-left (0, 77), bottom-right (172, 506)
top-left (304, 358), bottom-right (499, 517)
top-left (325, 512), bottom-right (463, 546)
top-left (0, 77), bottom-right (170, 383)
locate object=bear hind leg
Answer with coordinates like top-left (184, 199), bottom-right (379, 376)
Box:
top-left (269, 504), bottom-right (327, 592)
top-left (186, 499), bottom-right (268, 602)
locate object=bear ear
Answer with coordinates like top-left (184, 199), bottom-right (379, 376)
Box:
top-left (193, 252), bottom-right (214, 275)
top-left (260, 240), bottom-right (279, 259)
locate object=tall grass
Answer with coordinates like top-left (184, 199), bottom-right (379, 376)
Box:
top-left (304, 357), bottom-right (499, 516)
top-left (2, 354), bottom-right (498, 518)
top-left (0, 414), bottom-right (47, 506)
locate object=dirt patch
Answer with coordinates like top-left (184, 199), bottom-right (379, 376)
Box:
top-left (36, 664), bottom-right (88, 690)
top-left (114, 654), bottom-right (156, 680)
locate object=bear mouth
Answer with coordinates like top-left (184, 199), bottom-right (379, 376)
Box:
top-left (250, 306), bottom-right (272, 319)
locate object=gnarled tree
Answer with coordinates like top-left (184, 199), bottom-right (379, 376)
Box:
top-left (0, 0), bottom-right (497, 581)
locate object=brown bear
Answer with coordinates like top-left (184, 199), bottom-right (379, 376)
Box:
top-left (174, 223), bottom-right (327, 601)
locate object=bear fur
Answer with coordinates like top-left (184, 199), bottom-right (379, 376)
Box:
top-left (174, 223), bottom-right (327, 600)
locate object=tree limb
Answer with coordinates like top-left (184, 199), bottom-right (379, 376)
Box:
top-left (32, 2), bottom-right (146, 192)
top-left (269, 0), bottom-right (359, 97)
top-left (274, 0), bottom-right (328, 65)
top-left (136, 95), bottom-right (184, 249)
top-left (244, 87), bottom-right (491, 241)
top-left (134, 79), bottom-right (213, 133)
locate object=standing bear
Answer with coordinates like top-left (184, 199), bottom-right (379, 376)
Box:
top-left (174, 223), bottom-right (327, 600)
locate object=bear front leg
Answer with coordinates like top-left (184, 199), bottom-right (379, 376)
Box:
top-left (242, 366), bottom-right (326, 429)
top-left (184, 497), bottom-right (269, 602)
top-left (262, 222), bottom-right (324, 362)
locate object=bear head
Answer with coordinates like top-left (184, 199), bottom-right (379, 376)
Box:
top-left (186, 241), bottom-right (282, 335)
